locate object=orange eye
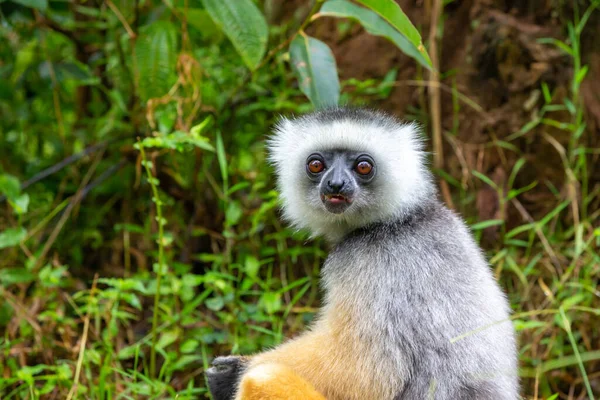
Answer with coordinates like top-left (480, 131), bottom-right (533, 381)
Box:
top-left (308, 159), bottom-right (324, 173)
top-left (356, 161), bottom-right (373, 175)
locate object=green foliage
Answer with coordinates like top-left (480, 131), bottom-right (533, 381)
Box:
top-left (135, 21), bottom-right (179, 101)
top-left (0, 0), bottom-right (598, 399)
top-left (320, 0), bottom-right (432, 69)
top-left (353, 0), bottom-right (431, 65)
top-left (290, 35), bottom-right (340, 108)
top-left (201, 0), bottom-right (269, 70)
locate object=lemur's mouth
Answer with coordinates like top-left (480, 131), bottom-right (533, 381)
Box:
top-left (324, 194), bottom-right (352, 204)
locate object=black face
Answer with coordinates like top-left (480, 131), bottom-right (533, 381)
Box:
top-left (305, 150), bottom-right (376, 214)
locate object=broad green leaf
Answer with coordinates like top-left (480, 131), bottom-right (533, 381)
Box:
top-left (290, 35), bottom-right (340, 108)
top-left (200, 0), bottom-right (268, 70)
top-left (320, 0), bottom-right (431, 69)
top-left (10, 0), bottom-right (47, 11)
top-left (353, 0), bottom-right (430, 64)
top-left (0, 267), bottom-right (35, 285)
top-left (184, 8), bottom-right (223, 40)
top-left (0, 227), bottom-right (26, 249)
top-left (0, 174), bottom-right (21, 200)
top-left (134, 21), bottom-right (178, 101)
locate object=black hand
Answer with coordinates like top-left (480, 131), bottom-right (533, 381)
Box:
top-left (206, 356), bottom-right (249, 400)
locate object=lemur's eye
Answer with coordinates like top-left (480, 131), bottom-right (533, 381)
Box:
top-left (308, 159), bottom-right (324, 174)
top-left (355, 161), bottom-right (373, 175)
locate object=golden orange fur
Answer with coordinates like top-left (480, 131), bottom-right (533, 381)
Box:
top-left (237, 303), bottom-right (399, 400)
top-left (236, 363), bottom-right (325, 400)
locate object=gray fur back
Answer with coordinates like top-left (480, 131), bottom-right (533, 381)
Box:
top-left (321, 199), bottom-right (519, 399)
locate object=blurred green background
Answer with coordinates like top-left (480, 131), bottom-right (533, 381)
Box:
top-left (0, 0), bottom-right (599, 398)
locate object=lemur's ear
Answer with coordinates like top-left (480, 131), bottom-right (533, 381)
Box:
top-left (236, 363), bottom-right (326, 400)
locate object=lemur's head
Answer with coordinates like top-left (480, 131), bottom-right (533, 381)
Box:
top-left (268, 108), bottom-right (435, 242)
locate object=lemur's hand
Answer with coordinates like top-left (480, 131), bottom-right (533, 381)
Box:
top-left (207, 356), bottom-right (249, 400)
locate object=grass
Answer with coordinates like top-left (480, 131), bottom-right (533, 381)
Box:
top-left (0, 1), bottom-right (599, 399)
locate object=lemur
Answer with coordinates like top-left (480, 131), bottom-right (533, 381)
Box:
top-left (206, 108), bottom-right (519, 400)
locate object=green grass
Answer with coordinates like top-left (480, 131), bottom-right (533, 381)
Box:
top-left (1, 1), bottom-right (599, 399)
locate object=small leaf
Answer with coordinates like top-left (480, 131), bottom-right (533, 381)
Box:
top-left (353, 0), bottom-right (430, 65)
top-left (245, 255), bottom-right (260, 278)
top-left (216, 131), bottom-right (228, 188)
top-left (290, 35), bottom-right (340, 108)
top-left (320, 0), bottom-right (431, 69)
top-left (10, 193), bottom-right (30, 215)
top-left (472, 170), bottom-right (498, 190)
top-left (0, 174), bottom-right (21, 200)
top-left (0, 227), bottom-right (27, 249)
top-left (181, 339), bottom-right (200, 353)
top-left (0, 267), bottom-right (35, 285)
top-left (225, 201), bottom-right (243, 227)
top-left (134, 21), bottom-right (178, 101)
top-left (190, 116), bottom-right (214, 137)
top-left (201, 0), bottom-right (268, 70)
top-left (259, 292), bottom-right (281, 314)
top-left (206, 296), bottom-right (225, 311)
top-left (470, 219), bottom-right (504, 231)
top-left (11, 0), bottom-right (47, 10)
top-left (156, 329), bottom-right (180, 349)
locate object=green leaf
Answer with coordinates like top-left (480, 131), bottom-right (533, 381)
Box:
top-left (470, 219), bottom-right (504, 231)
top-left (184, 8), bottom-right (223, 40)
top-left (134, 21), bottom-right (179, 101)
top-left (0, 174), bottom-right (21, 200)
top-left (156, 329), bottom-right (179, 350)
top-left (259, 292), bottom-right (282, 314)
top-left (320, 0), bottom-right (431, 69)
top-left (54, 61), bottom-right (98, 85)
top-left (289, 35), bottom-right (340, 108)
top-left (0, 227), bottom-right (27, 249)
top-left (244, 255), bottom-right (260, 278)
top-left (225, 200), bottom-right (243, 227)
top-left (10, 0), bottom-right (47, 11)
top-left (10, 193), bottom-right (30, 215)
top-left (472, 170), bottom-right (498, 190)
top-left (10, 40), bottom-right (37, 84)
top-left (140, 131), bottom-right (215, 152)
top-left (200, 0), bottom-right (268, 70)
top-left (206, 296), bottom-right (225, 311)
top-left (216, 131), bottom-right (228, 189)
top-left (353, 0), bottom-right (430, 65)
top-left (0, 267), bottom-right (35, 285)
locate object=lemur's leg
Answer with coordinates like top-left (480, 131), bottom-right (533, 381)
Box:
top-left (207, 330), bottom-right (330, 400)
top-left (207, 355), bottom-right (325, 400)
top-left (235, 362), bottom-right (326, 400)
top-left (207, 324), bottom-right (392, 400)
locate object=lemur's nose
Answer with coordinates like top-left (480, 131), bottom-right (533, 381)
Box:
top-left (327, 180), bottom-right (346, 192)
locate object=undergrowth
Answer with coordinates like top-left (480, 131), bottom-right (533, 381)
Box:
top-left (0, 0), bottom-right (598, 399)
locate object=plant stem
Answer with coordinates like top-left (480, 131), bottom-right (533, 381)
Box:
top-left (138, 144), bottom-right (166, 380)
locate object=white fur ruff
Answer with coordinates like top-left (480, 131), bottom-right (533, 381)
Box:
top-left (267, 109), bottom-right (435, 242)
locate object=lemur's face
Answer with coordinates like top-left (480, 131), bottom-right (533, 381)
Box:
top-left (304, 150), bottom-right (376, 214)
